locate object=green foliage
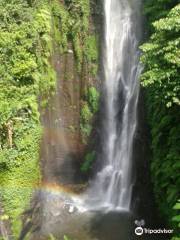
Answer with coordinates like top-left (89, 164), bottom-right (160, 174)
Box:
top-left (87, 87), bottom-right (100, 113)
top-left (81, 151), bottom-right (96, 173)
top-left (51, 0), bottom-right (69, 51)
top-left (85, 35), bottom-right (99, 75)
top-left (51, 0), bottom-right (98, 73)
top-left (148, 104), bottom-right (180, 219)
top-left (172, 200), bottom-right (180, 238)
top-left (52, 0), bottom-right (90, 60)
top-left (85, 36), bottom-right (98, 62)
top-left (68, 0), bottom-right (90, 69)
top-left (48, 234), bottom-right (72, 240)
top-left (144, 0), bottom-right (179, 28)
top-left (141, 2), bottom-right (180, 236)
top-left (0, 0), bottom-right (56, 237)
top-left (140, 4), bottom-right (180, 107)
top-left (64, 235), bottom-right (71, 240)
top-left (0, 127), bottom-right (41, 235)
top-left (80, 103), bottom-right (92, 139)
top-left (80, 87), bottom-right (99, 141)
top-left (80, 123), bottom-right (92, 140)
top-left (81, 103), bottom-right (93, 123)
top-left (48, 234), bottom-right (57, 240)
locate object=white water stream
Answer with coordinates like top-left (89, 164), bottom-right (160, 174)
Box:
top-left (85, 0), bottom-right (142, 211)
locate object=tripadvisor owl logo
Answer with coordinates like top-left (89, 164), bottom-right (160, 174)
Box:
top-left (134, 219), bottom-right (145, 236)
top-left (135, 227), bottom-right (143, 236)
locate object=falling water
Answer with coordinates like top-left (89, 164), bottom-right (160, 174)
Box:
top-left (86, 0), bottom-right (142, 211)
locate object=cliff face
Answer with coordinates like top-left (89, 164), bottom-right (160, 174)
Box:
top-left (40, 44), bottom-right (84, 185)
top-left (39, 0), bottom-right (101, 186)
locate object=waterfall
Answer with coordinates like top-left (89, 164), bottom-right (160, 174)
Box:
top-left (86, 0), bottom-right (142, 211)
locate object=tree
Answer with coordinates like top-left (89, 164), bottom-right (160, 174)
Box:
top-left (141, 4), bottom-right (180, 108)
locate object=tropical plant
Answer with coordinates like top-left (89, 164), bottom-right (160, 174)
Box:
top-left (141, 2), bottom-right (180, 236)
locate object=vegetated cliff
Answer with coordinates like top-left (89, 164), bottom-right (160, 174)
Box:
top-left (141, 1), bottom-right (180, 237)
top-left (0, 0), bottom-right (101, 238)
top-left (40, 0), bottom-right (102, 187)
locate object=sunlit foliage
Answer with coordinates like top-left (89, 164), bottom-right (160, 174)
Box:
top-left (0, 0), bottom-right (56, 236)
top-left (141, 2), bottom-right (180, 237)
